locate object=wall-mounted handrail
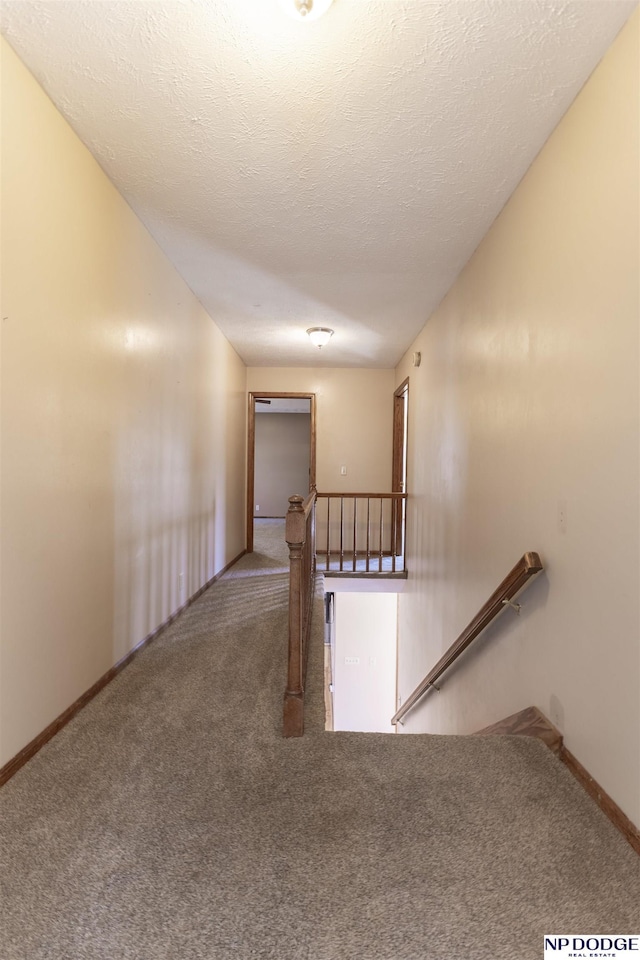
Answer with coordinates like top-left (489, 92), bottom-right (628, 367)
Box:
top-left (316, 492), bottom-right (407, 574)
top-left (391, 551), bottom-right (543, 726)
top-left (283, 488), bottom-right (317, 737)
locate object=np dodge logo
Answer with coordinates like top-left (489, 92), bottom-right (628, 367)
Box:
top-left (544, 936), bottom-right (639, 959)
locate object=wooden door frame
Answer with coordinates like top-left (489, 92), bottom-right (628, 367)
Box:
top-left (246, 392), bottom-right (317, 553)
top-left (392, 377), bottom-right (409, 554)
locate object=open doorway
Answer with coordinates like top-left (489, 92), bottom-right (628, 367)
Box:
top-left (246, 392), bottom-right (316, 552)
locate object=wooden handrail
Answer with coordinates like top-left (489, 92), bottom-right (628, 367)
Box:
top-left (283, 488), bottom-right (317, 738)
top-left (391, 551), bottom-right (543, 726)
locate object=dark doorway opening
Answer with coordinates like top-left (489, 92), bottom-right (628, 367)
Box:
top-left (246, 392), bottom-right (316, 553)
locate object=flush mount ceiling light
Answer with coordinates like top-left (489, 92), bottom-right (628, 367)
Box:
top-left (307, 327), bottom-right (334, 349)
top-left (279, 0), bottom-right (333, 21)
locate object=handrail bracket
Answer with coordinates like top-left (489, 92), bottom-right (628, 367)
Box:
top-left (501, 598), bottom-right (521, 615)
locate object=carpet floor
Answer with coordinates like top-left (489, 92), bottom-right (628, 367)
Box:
top-left (1, 519), bottom-right (638, 959)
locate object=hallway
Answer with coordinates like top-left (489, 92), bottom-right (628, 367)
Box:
top-left (1, 524), bottom-right (638, 959)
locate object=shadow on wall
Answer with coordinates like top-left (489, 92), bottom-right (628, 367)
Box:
top-left (112, 505), bottom-right (223, 663)
top-left (111, 393), bottom-right (231, 663)
top-left (406, 570), bottom-right (551, 734)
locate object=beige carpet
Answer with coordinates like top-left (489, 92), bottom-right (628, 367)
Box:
top-left (0, 519), bottom-right (638, 959)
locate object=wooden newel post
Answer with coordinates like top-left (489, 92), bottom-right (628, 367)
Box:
top-left (283, 494), bottom-right (306, 737)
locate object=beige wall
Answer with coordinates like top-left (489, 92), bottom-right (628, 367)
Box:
top-left (0, 39), bottom-right (247, 766)
top-left (254, 413), bottom-right (311, 516)
top-left (395, 12), bottom-right (639, 825)
top-left (247, 368), bottom-right (395, 492)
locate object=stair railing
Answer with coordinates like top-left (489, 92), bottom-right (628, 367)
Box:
top-left (315, 492), bottom-right (407, 573)
top-left (283, 488), bottom-right (317, 737)
top-left (392, 551), bottom-right (543, 726)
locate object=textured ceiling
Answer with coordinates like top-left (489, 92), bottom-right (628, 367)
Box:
top-left (1, 0), bottom-right (636, 367)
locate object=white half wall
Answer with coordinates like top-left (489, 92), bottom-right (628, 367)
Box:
top-left (331, 590), bottom-right (398, 734)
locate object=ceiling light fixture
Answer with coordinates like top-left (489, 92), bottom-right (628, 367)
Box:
top-left (307, 327), bottom-right (334, 349)
top-left (279, 0), bottom-right (333, 21)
